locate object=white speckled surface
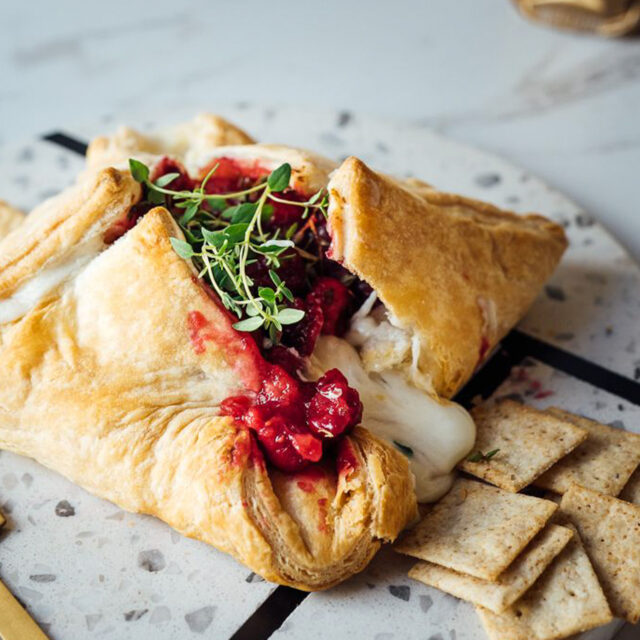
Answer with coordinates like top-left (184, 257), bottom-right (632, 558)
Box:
top-left (0, 107), bottom-right (638, 639)
top-left (276, 357), bottom-right (639, 640)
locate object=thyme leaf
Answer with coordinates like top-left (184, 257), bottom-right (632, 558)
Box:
top-left (130, 159), bottom-right (330, 340)
top-left (467, 448), bottom-right (500, 463)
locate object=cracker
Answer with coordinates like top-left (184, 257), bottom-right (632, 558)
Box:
top-left (560, 483), bottom-right (640, 623)
top-left (619, 467), bottom-right (640, 505)
top-left (408, 524), bottom-right (573, 614)
top-left (460, 400), bottom-right (587, 492)
top-left (477, 523), bottom-right (612, 640)
top-left (534, 408), bottom-right (640, 496)
top-left (394, 478), bottom-right (556, 581)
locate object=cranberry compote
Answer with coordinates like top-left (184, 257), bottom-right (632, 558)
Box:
top-left (141, 156), bottom-right (369, 473)
top-left (221, 365), bottom-right (362, 473)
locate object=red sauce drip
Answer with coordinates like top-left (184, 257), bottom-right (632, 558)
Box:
top-left (336, 439), bottom-right (359, 479)
top-left (478, 336), bottom-right (491, 364)
top-left (187, 310), bottom-right (214, 355)
top-left (295, 465), bottom-right (327, 492)
top-left (187, 304), bottom-right (263, 391)
top-left (297, 480), bottom-right (315, 493)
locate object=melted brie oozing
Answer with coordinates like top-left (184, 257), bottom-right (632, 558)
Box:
top-left (309, 335), bottom-right (476, 502)
top-left (0, 235), bottom-right (104, 324)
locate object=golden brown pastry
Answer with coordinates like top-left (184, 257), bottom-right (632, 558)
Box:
top-left (0, 200), bottom-right (25, 240)
top-left (0, 162), bottom-right (416, 591)
top-left (86, 113), bottom-right (254, 171)
top-left (329, 157), bottom-right (567, 398)
top-left (0, 117), bottom-right (566, 588)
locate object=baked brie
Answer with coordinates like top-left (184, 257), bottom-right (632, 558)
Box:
top-left (0, 114), bottom-right (567, 589)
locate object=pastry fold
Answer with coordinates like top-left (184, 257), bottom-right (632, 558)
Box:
top-left (0, 200), bottom-right (25, 240)
top-left (328, 157), bottom-right (567, 398)
top-left (86, 113), bottom-right (255, 171)
top-left (0, 168), bottom-right (417, 590)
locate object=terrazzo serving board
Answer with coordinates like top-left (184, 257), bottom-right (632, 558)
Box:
top-left (0, 105), bottom-right (638, 640)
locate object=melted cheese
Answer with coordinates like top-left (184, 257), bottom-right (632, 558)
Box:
top-left (309, 336), bottom-right (476, 502)
top-left (0, 236), bottom-right (104, 324)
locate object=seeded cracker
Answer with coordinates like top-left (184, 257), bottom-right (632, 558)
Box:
top-left (619, 466), bottom-right (640, 505)
top-left (560, 484), bottom-right (640, 623)
top-left (460, 400), bottom-right (587, 492)
top-left (534, 408), bottom-right (640, 496)
top-left (394, 478), bottom-right (556, 581)
top-left (476, 523), bottom-right (612, 640)
top-left (408, 524), bottom-right (572, 613)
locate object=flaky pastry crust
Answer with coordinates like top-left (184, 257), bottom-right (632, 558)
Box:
top-left (87, 113), bottom-right (255, 171)
top-left (328, 157), bottom-right (567, 398)
top-left (0, 166), bottom-right (417, 591)
top-left (0, 200), bottom-right (25, 240)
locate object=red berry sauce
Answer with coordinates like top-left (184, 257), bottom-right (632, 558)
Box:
top-left (136, 156), bottom-right (371, 475)
top-left (220, 365), bottom-right (362, 473)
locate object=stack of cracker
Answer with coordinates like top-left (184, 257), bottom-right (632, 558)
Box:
top-left (395, 399), bottom-right (640, 640)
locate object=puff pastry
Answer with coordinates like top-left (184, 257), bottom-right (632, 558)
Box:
top-left (86, 113), bottom-right (254, 172)
top-left (0, 200), bottom-right (25, 240)
top-left (0, 164), bottom-right (416, 591)
top-left (0, 115), bottom-right (566, 589)
top-left (328, 157), bottom-right (567, 397)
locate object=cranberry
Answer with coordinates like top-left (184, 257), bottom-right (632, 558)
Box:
top-left (306, 277), bottom-right (352, 336)
top-left (282, 299), bottom-right (324, 356)
top-left (258, 364), bottom-right (306, 408)
top-left (103, 202), bottom-right (150, 244)
top-left (268, 190), bottom-right (307, 230)
top-left (266, 345), bottom-right (304, 377)
top-left (246, 249), bottom-right (307, 296)
top-left (151, 157), bottom-right (194, 192)
top-left (220, 364), bottom-right (362, 473)
top-left (200, 157), bottom-right (267, 194)
top-left (306, 369), bottom-right (363, 438)
top-left (256, 415), bottom-right (323, 472)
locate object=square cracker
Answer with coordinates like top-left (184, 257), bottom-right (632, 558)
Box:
top-left (534, 408), bottom-right (640, 496)
top-left (560, 483), bottom-right (640, 623)
top-left (408, 523), bottom-right (573, 614)
top-left (476, 523), bottom-right (612, 640)
top-left (619, 467), bottom-right (640, 505)
top-left (394, 478), bottom-right (557, 581)
top-left (460, 400), bottom-right (587, 492)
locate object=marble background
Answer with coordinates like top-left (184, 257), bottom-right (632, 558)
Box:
top-left (1, 0), bottom-right (640, 260)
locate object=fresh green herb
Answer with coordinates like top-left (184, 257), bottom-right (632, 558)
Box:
top-left (129, 158), bottom-right (149, 183)
top-left (129, 158), bottom-right (330, 341)
top-left (267, 162), bottom-right (291, 192)
top-left (393, 441), bottom-right (414, 457)
top-left (467, 448), bottom-right (500, 463)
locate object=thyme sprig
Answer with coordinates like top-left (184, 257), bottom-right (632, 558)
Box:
top-left (467, 449), bottom-right (500, 463)
top-left (129, 158), bottom-right (329, 341)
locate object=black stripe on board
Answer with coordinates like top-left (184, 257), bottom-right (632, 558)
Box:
top-left (454, 342), bottom-right (525, 408)
top-left (506, 330), bottom-right (640, 406)
top-left (229, 586), bottom-right (308, 640)
top-left (42, 132), bottom-right (88, 156)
